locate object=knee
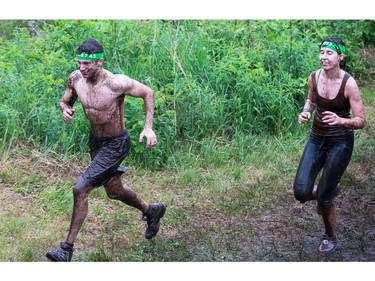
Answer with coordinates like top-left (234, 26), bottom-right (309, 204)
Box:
top-left (104, 176), bottom-right (123, 200)
top-left (293, 183), bottom-right (310, 204)
top-left (73, 177), bottom-right (91, 198)
top-left (317, 184), bottom-right (340, 210)
top-left (105, 187), bottom-right (119, 200)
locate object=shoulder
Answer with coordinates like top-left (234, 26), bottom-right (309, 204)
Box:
top-left (308, 70), bottom-right (319, 85)
top-left (69, 70), bottom-right (81, 80)
top-left (68, 70), bottom-right (82, 87)
top-left (102, 69), bottom-right (129, 82)
top-left (344, 74), bottom-right (360, 98)
top-left (345, 73), bottom-right (358, 90)
top-left (104, 71), bottom-right (134, 92)
top-left (308, 70), bottom-right (320, 80)
top-left (112, 73), bottom-right (133, 84)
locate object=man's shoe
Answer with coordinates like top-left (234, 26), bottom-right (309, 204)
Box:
top-left (318, 234), bottom-right (337, 254)
top-left (142, 202), bottom-right (166, 240)
top-left (46, 241), bottom-right (73, 262)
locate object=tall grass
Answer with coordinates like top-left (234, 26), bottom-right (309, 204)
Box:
top-left (0, 20), bottom-right (373, 168)
top-left (0, 20), bottom-right (374, 263)
top-left (0, 82), bottom-right (373, 261)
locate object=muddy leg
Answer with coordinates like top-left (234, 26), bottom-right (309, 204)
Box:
top-left (321, 206), bottom-right (336, 238)
top-left (104, 174), bottom-right (148, 213)
top-left (66, 177), bottom-right (95, 244)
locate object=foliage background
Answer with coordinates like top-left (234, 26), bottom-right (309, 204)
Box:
top-left (1, 20), bottom-right (374, 169)
top-left (0, 20), bottom-right (374, 263)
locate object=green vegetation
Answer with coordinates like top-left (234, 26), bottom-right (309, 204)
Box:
top-left (1, 20), bottom-right (374, 167)
top-left (0, 20), bottom-right (374, 262)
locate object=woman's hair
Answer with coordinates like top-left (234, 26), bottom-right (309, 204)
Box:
top-left (76, 38), bottom-right (104, 55)
top-left (321, 37), bottom-right (347, 70)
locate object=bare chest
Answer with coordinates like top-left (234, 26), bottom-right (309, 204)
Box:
top-left (76, 82), bottom-right (118, 111)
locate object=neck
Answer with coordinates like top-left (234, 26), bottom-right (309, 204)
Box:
top-left (323, 67), bottom-right (342, 79)
top-left (87, 68), bottom-right (103, 84)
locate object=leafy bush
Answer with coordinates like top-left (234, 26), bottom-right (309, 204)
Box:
top-left (0, 20), bottom-right (372, 168)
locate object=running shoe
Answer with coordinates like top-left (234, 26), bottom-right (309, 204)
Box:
top-left (318, 234), bottom-right (337, 254)
top-left (46, 241), bottom-right (74, 262)
top-left (143, 202), bottom-right (166, 240)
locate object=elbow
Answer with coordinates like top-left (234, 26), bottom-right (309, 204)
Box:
top-left (357, 117), bottom-right (366, 130)
top-left (147, 88), bottom-right (155, 99)
top-left (349, 117), bottom-right (366, 130)
top-left (140, 85), bottom-right (154, 100)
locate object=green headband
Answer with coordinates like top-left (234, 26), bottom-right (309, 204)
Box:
top-left (76, 52), bottom-right (104, 61)
top-left (320, 41), bottom-right (346, 55)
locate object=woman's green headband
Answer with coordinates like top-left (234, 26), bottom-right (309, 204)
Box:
top-left (76, 52), bottom-right (104, 61)
top-left (320, 41), bottom-right (346, 55)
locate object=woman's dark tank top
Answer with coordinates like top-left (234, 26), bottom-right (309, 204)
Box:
top-left (310, 70), bottom-right (353, 137)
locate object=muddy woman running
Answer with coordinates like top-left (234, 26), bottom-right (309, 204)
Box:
top-left (293, 37), bottom-right (366, 254)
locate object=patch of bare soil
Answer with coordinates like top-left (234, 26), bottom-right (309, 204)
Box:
top-left (229, 167), bottom-right (375, 261)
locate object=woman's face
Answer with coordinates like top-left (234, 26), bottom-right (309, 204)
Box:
top-left (319, 47), bottom-right (343, 70)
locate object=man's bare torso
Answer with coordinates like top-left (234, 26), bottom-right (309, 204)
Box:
top-left (70, 69), bottom-right (125, 137)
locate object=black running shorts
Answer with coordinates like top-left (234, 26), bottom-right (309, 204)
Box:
top-left (82, 130), bottom-right (131, 187)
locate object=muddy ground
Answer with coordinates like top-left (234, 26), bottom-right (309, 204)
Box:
top-left (221, 162), bottom-right (375, 261)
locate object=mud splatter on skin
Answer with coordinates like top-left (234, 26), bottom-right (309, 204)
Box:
top-left (69, 68), bottom-right (125, 137)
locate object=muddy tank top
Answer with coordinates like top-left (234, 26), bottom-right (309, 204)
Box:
top-left (310, 70), bottom-right (353, 137)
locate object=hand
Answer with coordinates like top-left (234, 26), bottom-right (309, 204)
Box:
top-left (322, 111), bottom-right (341, 126)
top-left (139, 128), bottom-right (158, 149)
top-left (298, 111), bottom-right (311, 124)
top-left (62, 108), bottom-right (75, 124)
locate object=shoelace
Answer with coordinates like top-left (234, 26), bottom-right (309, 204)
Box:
top-left (322, 240), bottom-right (330, 246)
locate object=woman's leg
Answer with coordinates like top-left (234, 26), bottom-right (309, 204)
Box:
top-left (317, 134), bottom-right (354, 253)
top-left (294, 136), bottom-right (325, 203)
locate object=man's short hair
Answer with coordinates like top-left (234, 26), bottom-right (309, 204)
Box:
top-left (76, 39), bottom-right (104, 55)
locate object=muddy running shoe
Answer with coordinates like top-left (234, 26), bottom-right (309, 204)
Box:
top-left (142, 202), bottom-right (166, 240)
top-left (46, 241), bottom-right (73, 262)
top-left (318, 234), bottom-right (337, 254)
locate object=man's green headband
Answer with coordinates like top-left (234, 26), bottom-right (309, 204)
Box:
top-left (76, 52), bottom-right (104, 61)
top-left (320, 41), bottom-right (346, 55)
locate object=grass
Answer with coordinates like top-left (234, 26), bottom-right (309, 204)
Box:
top-left (5, 20), bottom-right (367, 169)
top-left (0, 132), bottom-right (373, 262)
top-left (0, 85), bottom-right (374, 262)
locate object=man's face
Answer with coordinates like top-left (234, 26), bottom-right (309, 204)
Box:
top-left (76, 60), bottom-right (101, 79)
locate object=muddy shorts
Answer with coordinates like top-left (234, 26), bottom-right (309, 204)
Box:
top-left (82, 130), bottom-right (131, 187)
